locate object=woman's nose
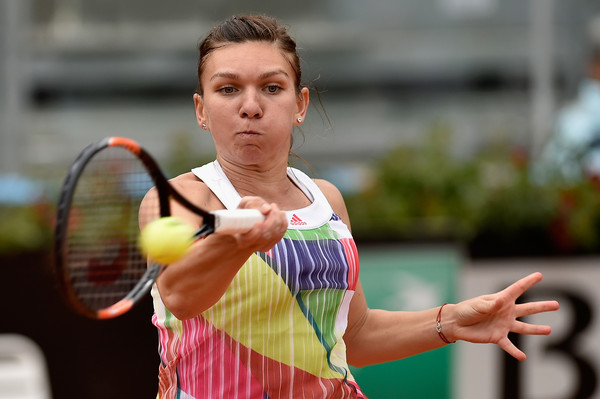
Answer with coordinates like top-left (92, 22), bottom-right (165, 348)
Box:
top-left (239, 89), bottom-right (263, 119)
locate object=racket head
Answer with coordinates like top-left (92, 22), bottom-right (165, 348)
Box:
top-left (54, 137), bottom-right (168, 319)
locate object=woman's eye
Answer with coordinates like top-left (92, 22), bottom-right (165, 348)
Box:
top-left (265, 85), bottom-right (281, 94)
top-left (219, 86), bottom-right (236, 94)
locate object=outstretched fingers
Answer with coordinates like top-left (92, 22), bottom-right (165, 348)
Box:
top-left (494, 273), bottom-right (559, 360)
top-left (498, 336), bottom-right (527, 361)
top-left (511, 320), bottom-right (552, 336)
top-left (503, 272), bottom-right (544, 300)
top-left (501, 317), bottom-right (553, 361)
top-left (515, 300), bottom-right (560, 319)
top-left (510, 300), bottom-right (559, 337)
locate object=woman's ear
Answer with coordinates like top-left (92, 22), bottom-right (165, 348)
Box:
top-left (194, 93), bottom-right (209, 130)
top-left (294, 87), bottom-right (310, 126)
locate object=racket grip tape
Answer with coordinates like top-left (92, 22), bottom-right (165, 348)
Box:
top-left (211, 209), bottom-right (265, 234)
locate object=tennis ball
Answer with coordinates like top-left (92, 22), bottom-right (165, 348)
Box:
top-left (139, 217), bottom-right (195, 264)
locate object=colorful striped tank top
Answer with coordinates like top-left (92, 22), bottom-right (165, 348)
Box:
top-left (151, 161), bottom-right (365, 399)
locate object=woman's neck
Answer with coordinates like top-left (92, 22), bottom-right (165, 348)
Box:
top-left (216, 156), bottom-right (311, 209)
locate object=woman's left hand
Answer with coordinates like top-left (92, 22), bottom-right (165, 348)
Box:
top-left (447, 272), bottom-right (560, 360)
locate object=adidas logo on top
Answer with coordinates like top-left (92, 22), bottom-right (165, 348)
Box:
top-left (290, 214), bottom-right (307, 226)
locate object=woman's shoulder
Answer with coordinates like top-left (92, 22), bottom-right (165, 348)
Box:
top-left (170, 171), bottom-right (207, 188)
top-left (170, 171), bottom-right (204, 184)
top-left (313, 179), bottom-right (348, 215)
top-left (168, 172), bottom-right (218, 208)
top-left (312, 178), bottom-right (342, 198)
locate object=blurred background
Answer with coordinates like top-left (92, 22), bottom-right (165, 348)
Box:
top-left (1, 0), bottom-right (600, 398)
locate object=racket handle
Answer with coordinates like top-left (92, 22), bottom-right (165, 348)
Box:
top-left (211, 209), bottom-right (265, 234)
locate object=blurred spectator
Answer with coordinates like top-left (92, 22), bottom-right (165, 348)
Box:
top-left (536, 16), bottom-right (600, 183)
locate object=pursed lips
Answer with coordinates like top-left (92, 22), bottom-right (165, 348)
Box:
top-left (237, 130), bottom-right (261, 138)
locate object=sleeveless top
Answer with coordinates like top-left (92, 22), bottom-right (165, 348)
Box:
top-left (151, 161), bottom-right (365, 399)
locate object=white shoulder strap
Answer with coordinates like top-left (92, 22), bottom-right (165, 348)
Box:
top-left (191, 161), bottom-right (241, 210)
top-left (191, 163), bottom-right (334, 229)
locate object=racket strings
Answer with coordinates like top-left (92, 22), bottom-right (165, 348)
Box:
top-left (65, 147), bottom-right (157, 312)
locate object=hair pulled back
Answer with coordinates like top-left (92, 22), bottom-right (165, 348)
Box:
top-left (196, 15), bottom-right (302, 95)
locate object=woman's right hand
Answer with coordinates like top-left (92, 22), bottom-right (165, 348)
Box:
top-left (234, 196), bottom-right (288, 252)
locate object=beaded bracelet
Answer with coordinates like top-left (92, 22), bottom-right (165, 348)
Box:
top-left (436, 303), bottom-right (455, 344)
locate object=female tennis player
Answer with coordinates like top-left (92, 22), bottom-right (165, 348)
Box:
top-left (139, 15), bottom-right (560, 399)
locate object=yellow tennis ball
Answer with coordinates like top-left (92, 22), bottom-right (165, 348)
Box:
top-left (139, 217), bottom-right (195, 264)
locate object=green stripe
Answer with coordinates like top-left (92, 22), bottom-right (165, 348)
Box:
top-left (284, 224), bottom-right (339, 241)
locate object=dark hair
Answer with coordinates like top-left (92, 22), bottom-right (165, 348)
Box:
top-left (196, 15), bottom-right (302, 95)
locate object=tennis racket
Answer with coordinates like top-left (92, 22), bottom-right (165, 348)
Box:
top-left (54, 136), bottom-right (264, 320)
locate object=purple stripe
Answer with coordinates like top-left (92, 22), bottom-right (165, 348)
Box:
top-left (259, 237), bottom-right (349, 293)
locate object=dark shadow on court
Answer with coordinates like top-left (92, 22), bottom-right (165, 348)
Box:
top-left (0, 251), bottom-right (158, 399)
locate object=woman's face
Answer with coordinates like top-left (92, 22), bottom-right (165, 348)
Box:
top-left (194, 41), bottom-right (309, 168)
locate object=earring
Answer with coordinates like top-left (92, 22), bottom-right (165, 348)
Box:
top-left (297, 117), bottom-right (302, 123)
top-left (202, 123), bottom-right (207, 129)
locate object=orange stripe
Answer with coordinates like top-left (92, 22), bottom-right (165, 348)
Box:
top-left (97, 299), bottom-right (133, 319)
top-left (109, 136), bottom-right (141, 155)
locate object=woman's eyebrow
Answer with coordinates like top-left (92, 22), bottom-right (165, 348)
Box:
top-left (209, 71), bottom-right (238, 82)
top-left (258, 69), bottom-right (289, 80)
top-left (209, 69), bottom-right (289, 82)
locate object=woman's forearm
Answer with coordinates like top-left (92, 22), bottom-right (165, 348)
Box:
top-left (345, 306), bottom-right (453, 367)
top-left (156, 233), bottom-right (255, 319)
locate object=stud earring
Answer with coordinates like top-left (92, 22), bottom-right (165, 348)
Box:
top-left (297, 117), bottom-right (302, 123)
top-left (202, 123), bottom-right (207, 129)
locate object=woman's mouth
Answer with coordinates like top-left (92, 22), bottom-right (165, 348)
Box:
top-left (237, 130), bottom-right (260, 138)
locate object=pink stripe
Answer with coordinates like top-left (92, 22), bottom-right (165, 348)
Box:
top-left (152, 313), bottom-right (178, 365)
top-left (340, 238), bottom-right (359, 290)
top-left (178, 317), bottom-right (263, 398)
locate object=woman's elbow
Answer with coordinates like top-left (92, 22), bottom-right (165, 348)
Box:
top-left (159, 290), bottom-right (206, 320)
top-left (345, 342), bottom-right (374, 368)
